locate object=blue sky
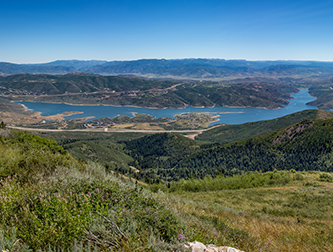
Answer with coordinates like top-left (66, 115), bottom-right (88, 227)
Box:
top-left (1, 0), bottom-right (333, 63)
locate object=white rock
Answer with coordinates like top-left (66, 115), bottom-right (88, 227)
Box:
top-left (184, 241), bottom-right (207, 252)
top-left (206, 244), bottom-right (245, 252)
top-left (184, 241), bottom-right (245, 252)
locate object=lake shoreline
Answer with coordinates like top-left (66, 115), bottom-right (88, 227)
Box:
top-left (16, 89), bottom-right (317, 126)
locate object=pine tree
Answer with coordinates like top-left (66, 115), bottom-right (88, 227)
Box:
top-left (0, 121), bottom-right (5, 129)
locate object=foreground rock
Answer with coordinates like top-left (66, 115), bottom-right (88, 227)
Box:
top-left (184, 241), bottom-right (245, 252)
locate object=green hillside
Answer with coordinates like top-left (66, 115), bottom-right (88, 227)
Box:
top-left (36, 131), bottom-right (147, 175)
top-left (125, 133), bottom-right (199, 163)
top-left (175, 117), bottom-right (333, 178)
top-left (0, 129), bottom-right (236, 251)
top-left (0, 129), bottom-right (79, 182)
top-left (197, 109), bottom-right (333, 144)
top-left (121, 115), bottom-right (333, 181)
top-left (1, 126), bottom-right (333, 251)
top-left (124, 133), bottom-right (201, 181)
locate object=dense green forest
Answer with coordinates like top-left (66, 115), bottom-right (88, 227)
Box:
top-left (172, 117), bottom-right (333, 178)
top-left (123, 114), bottom-right (333, 181)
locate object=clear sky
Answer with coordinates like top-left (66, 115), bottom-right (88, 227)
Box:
top-left (1, 0), bottom-right (333, 63)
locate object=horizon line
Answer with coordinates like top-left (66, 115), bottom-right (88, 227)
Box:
top-left (2, 57), bottom-right (333, 65)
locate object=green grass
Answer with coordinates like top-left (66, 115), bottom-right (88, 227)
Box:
top-left (0, 129), bottom-right (187, 251)
top-left (2, 129), bottom-right (333, 251)
top-left (169, 170), bottom-right (295, 192)
top-left (173, 171), bottom-right (333, 252)
top-left (0, 129), bottom-right (81, 182)
top-left (0, 129), bottom-right (252, 251)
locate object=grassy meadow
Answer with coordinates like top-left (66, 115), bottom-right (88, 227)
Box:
top-left (1, 128), bottom-right (333, 251)
top-left (172, 171), bottom-right (333, 252)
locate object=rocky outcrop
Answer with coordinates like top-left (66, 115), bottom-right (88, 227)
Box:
top-left (184, 241), bottom-right (245, 252)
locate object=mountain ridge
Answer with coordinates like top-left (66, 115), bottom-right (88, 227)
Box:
top-left (2, 58), bottom-right (333, 78)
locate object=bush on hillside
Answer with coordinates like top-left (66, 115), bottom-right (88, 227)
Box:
top-left (169, 170), bottom-right (295, 193)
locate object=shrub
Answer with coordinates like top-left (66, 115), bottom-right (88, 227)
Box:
top-left (0, 163), bottom-right (185, 251)
top-left (169, 170), bottom-right (293, 192)
top-left (318, 173), bottom-right (333, 182)
top-left (0, 130), bottom-right (81, 183)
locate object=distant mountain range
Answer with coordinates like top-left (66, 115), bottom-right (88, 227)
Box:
top-left (1, 59), bottom-right (333, 78)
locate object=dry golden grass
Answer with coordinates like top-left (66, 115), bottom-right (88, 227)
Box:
top-left (111, 123), bottom-right (135, 129)
top-left (173, 173), bottom-right (333, 252)
top-left (133, 123), bottom-right (165, 130)
top-left (316, 109), bottom-right (333, 120)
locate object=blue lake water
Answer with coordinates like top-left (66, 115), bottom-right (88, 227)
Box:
top-left (18, 89), bottom-right (318, 126)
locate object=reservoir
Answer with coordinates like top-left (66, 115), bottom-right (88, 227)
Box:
top-left (18, 89), bottom-right (317, 126)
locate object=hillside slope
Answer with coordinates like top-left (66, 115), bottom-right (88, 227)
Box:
top-left (0, 73), bottom-right (175, 95)
top-left (2, 126), bottom-right (332, 251)
top-left (175, 117), bottom-right (333, 178)
top-left (1, 128), bottom-right (268, 252)
top-left (0, 73), bottom-right (298, 109)
top-left (170, 170), bottom-right (333, 252)
top-left (0, 129), bottom-right (194, 251)
top-left (197, 109), bottom-right (333, 144)
top-left (123, 115), bottom-right (333, 181)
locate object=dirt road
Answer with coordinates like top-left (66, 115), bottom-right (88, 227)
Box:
top-left (7, 125), bottom-right (206, 134)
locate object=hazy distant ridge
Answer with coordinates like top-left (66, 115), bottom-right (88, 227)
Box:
top-left (0, 62), bottom-right (75, 75)
top-left (1, 59), bottom-right (333, 77)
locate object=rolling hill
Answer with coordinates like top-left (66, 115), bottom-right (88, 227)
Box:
top-left (122, 112), bottom-right (333, 181)
top-left (196, 109), bottom-right (333, 144)
top-left (173, 117), bottom-right (333, 178)
top-left (0, 73), bottom-right (175, 95)
top-left (0, 73), bottom-right (298, 109)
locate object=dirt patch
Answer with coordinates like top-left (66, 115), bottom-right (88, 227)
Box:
top-left (41, 111), bottom-right (83, 121)
top-left (316, 110), bottom-right (333, 120)
top-left (184, 132), bottom-right (201, 140)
